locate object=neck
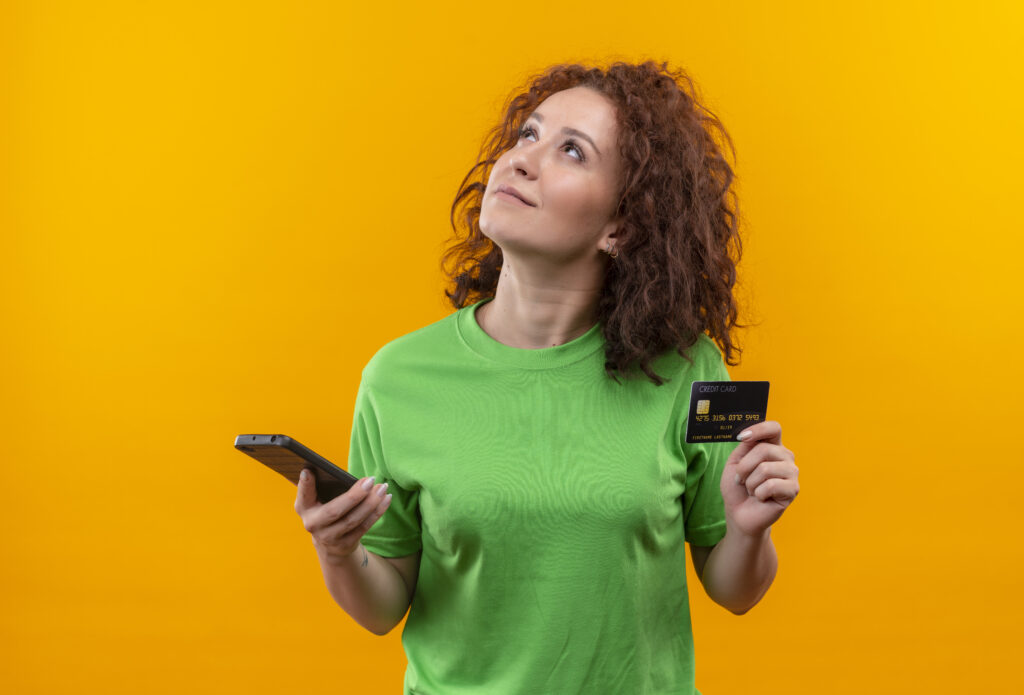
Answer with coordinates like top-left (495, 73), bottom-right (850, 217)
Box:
top-left (475, 256), bottom-right (604, 349)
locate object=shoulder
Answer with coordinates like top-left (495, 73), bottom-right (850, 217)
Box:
top-left (361, 308), bottom-right (462, 384)
top-left (687, 333), bottom-right (726, 367)
top-left (652, 333), bottom-right (730, 383)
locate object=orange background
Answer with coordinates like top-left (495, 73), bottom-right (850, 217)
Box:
top-left (3, 1), bottom-right (1022, 693)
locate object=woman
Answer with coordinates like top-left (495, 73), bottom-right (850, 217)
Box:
top-left (295, 60), bottom-right (799, 694)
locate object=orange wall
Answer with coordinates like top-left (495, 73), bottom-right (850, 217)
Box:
top-left (3, 2), bottom-right (1022, 693)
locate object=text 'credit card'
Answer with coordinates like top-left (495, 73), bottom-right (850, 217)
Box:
top-left (685, 381), bottom-right (770, 443)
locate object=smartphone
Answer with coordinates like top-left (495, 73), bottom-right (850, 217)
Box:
top-left (234, 434), bottom-right (359, 503)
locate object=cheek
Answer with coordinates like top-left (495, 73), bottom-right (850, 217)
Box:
top-left (479, 154), bottom-right (511, 227)
top-left (546, 179), bottom-right (610, 226)
top-left (486, 151), bottom-right (514, 187)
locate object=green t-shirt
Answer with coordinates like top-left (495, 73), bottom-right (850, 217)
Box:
top-left (347, 298), bottom-right (734, 694)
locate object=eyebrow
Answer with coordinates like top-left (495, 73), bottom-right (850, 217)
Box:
top-left (526, 112), bottom-right (602, 158)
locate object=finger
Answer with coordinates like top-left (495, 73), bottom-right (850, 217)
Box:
top-left (725, 426), bottom-right (782, 468)
top-left (338, 493), bottom-right (394, 547)
top-left (735, 443), bottom-right (792, 481)
top-left (359, 491), bottom-right (394, 532)
top-left (294, 468), bottom-right (320, 515)
top-left (736, 420), bottom-right (782, 445)
top-left (753, 476), bottom-right (799, 504)
top-left (321, 483), bottom-right (391, 542)
top-left (307, 476), bottom-right (374, 531)
top-left (742, 459), bottom-right (798, 496)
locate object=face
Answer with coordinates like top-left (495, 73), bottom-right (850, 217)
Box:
top-left (478, 86), bottom-right (623, 264)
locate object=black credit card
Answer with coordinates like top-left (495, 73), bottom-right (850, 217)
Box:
top-left (684, 381), bottom-right (770, 443)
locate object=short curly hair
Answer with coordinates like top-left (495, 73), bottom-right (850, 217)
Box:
top-left (441, 60), bottom-right (745, 386)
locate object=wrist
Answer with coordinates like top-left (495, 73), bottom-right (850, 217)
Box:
top-left (316, 541), bottom-right (364, 569)
top-left (724, 519), bottom-right (771, 546)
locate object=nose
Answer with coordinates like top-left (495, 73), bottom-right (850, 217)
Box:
top-left (508, 141), bottom-right (540, 179)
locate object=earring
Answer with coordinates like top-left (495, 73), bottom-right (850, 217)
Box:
top-left (605, 240), bottom-right (618, 259)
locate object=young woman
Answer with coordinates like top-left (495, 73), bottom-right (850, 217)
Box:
top-left (295, 60), bottom-right (799, 694)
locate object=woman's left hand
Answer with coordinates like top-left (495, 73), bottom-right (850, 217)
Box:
top-left (720, 420), bottom-right (799, 537)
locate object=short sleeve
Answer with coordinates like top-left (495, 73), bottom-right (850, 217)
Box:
top-left (345, 374), bottom-right (423, 558)
top-left (681, 338), bottom-right (737, 547)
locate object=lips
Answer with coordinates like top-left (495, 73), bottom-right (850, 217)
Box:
top-left (496, 184), bottom-right (536, 207)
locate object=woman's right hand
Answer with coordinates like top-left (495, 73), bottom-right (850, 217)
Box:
top-left (294, 469), bottom-right (393, 563)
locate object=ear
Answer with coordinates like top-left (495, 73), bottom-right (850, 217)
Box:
top-left (596, 217), bottom-right (619, 254)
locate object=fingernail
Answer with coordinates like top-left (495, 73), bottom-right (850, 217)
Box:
top-left (735, 474), bottom-right (740, 485)
top-left (299, 470), bottom-right (306, 481)
top-left (376, 483), bottom-right (388, 497)
top-left (361, 477), bottom-right (375, 491)
top-left (737, 430), bottom-right (752, 441)
top-left (384, 493), bottom-right (392, 504)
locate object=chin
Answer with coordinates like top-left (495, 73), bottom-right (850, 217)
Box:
top-left (478, 212), bottom-right (507, 244)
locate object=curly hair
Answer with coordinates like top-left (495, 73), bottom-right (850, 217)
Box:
top-left (441, 60), bottom-right (745, 386)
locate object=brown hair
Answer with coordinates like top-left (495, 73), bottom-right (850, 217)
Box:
top-left (441, 60), bottom-right (745, 386)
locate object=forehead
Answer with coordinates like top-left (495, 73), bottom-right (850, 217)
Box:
top-left (531, 87), bottom-right (618, 144)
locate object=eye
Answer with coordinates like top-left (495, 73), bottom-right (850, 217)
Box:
top-left (517, 125), bottom-right (586, 163)
top-left (563, 139), bottom-right (586, 162)
top-left (518, 124), bottom-right (537, 141)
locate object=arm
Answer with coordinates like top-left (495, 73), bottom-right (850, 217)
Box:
top-left (691, 420), bottom-right (798, 615)
top-left (295, 470), bottom-right (422, 636)
top-left (689, 528), bottom-right (777, 615)
top-left (316, 544), bottom-right (421, 636)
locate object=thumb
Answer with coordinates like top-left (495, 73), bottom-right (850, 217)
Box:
top-left (294, 468), bottom-right (319, 513)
